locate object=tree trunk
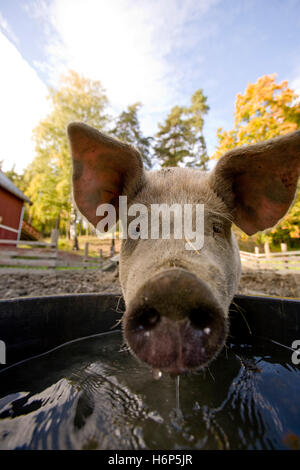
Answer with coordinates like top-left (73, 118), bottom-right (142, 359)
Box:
top-left (66, 222), bottom-right (71, 240)
top-left (55, 212), bottom-right (61, 231)
top-left (70, 206), bottom-right (79, 251)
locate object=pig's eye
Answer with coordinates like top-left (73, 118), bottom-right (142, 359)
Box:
top-left (212, 223), bottom-right (223, 236)
top-left (135, 224), bottom-right (141, 236)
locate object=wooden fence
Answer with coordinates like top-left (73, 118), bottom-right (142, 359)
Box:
top-left (0, 239), bottom-right (58, 268)
top-left (60, 243), bottom-right (106, 269)
top-left (61, 244), bottom-right (118, 271)
top-left (240, 243), bottom-right (300, 272)
top-left (0, 236), bottom-right (299, 273)
top-left (0, 239), bottom-right (117, 270)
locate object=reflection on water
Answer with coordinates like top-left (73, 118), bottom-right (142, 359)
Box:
top-left (0, 331), bottom-right (299, 450)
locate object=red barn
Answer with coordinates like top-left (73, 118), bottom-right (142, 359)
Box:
top-left (0, 171), bottom-right (32, 241)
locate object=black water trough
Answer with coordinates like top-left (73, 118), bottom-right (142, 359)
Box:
top-left (0, 293), bottom-right (125, 367)
top-left (0, 293), bottom-right (300, 450)
top-left (0, 293), bottom-right (299, 367)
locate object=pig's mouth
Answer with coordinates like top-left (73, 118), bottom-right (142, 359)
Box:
top-left (123, 269), bottom-right (228, 375)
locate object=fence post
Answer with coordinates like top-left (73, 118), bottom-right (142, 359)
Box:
top-left (51, 229), bottom-right (59, 268)
top-left (110, 236), bottom-right (115, 257)
top-left (254, 246), bottom-right (260, 270)
top-left (83, 242), bottom-right (89, 269)
top-left (281, 243), bottom-right (288, 270)
top-left (51, 229), bottom-right (59, 248)
top-left (84, 242), bottom-right (89, 258)
top-left (99, 249), bottom-right (104, 269)
top-left (264, 242), bottom-right (270, 259)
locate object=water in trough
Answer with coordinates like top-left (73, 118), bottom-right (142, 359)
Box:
top-left (0, 330), bottom-right (299, 450)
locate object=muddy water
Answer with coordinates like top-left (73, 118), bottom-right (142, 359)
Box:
top-left (0, 331), bottom-right (299, 450)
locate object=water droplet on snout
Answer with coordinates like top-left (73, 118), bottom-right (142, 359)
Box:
top-left (152, 369), bottom-right (162, 380)
top-left (204, 327), bottom-right (211, 335)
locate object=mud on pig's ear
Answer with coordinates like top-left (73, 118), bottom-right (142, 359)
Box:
top-left (210, 131), bottom-right (300, 235)
top-left (67, 122), bottom-right (145, 227)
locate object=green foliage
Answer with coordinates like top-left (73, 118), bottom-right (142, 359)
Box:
top-left (154, 105), bottom-right (191, 167)
top-left (10, 75), bottom-right (210, 234)
top-left (154, 89), bottom-right (209, 169)
top-left (25, 70), bottom-right (110, 233)
top-left (22, 73), bottom-right (155, 234)
top-left (184, 89), bottom-right (210, 169)
top-left (4, 165), bottom-right (26, 193)
top-left (111, 102), bottom-right (153, 169)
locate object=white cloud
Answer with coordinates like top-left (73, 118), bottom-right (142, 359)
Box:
top-left (0, 0), bottom-right (220, 177)
top-left (0, 32), bottom-right (49, 172)
top-left (28, 0), bottom-right (219, 135)
top-left (0, 11), bottom-right (18, 44)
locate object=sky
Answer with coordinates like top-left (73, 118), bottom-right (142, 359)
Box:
top-left (0, 0), bottom-right (300, 172)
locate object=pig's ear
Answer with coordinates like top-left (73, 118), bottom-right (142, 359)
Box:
top-left (210, 131), bottom-right (300, 235)
top-left (67, 122), bottom-right (145, 227)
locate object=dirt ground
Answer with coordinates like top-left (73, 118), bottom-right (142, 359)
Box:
top-left (0, 269), bottom-right (122, 299)
top-left (237, 269), bottom-right (300, 298)
top-left (0, 266), bottom-right (299, 300)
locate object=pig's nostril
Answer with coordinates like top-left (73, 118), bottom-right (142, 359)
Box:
top-left (188, 307), bottom-right (214, 330)
top-left (136, 307), bottom-right (160, 331)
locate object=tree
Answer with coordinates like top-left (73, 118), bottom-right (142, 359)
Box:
top-left (111, 102), bottom-right (152, 169)
top-left (154, 105), bottom-right (191, 167)
top-left (4, 165), bottom-right (26, 193)
top-left (154, 89), bottom-right (209, 169)
top-left (25, 70), bottom-right (110, 247)
top-left (213, 74), bottom-right (300, 245)
top-left (213, 74), bottom-right (300, 159)
top-left (184, 89), bottom-right (210, 169)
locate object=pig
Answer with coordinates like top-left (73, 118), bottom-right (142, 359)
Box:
top-left (68, 122), bottom-right (300, 375)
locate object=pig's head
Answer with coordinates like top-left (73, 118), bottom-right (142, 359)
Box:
top-left (68, 123), bottom-right (300, 375)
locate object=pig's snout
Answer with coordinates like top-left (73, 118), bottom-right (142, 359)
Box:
top-left (123, 269), bottom-right (227, 375)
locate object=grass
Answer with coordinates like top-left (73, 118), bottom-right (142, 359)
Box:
top-left (56, 266), bottom-right (99, 270)
top-left (0, 264), bottom-right (100, 270)
top-left (44, 235), bottom-right (121, 258)
top-left (0, 234), bottom-right (119, 269)
top-left (0, 265), bottom-right (49, 270)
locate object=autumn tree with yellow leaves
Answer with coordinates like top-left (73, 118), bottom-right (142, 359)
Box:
top-left (213, 74), bottom-right (300, 246)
